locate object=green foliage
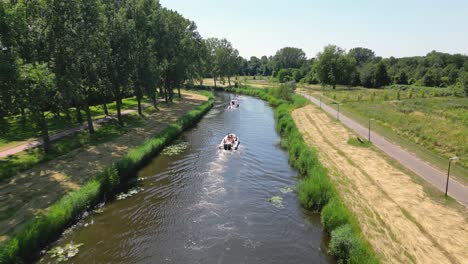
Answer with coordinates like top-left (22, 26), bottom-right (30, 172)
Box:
top-left (314, 45), bottom-right (356, 88)
top-left (0, 97), bottom-right (214, 263)
top-left (329, 225), bottom-right (360, 261)
top-left (321, 198), bottom-right (350, 232)
top-left (329, 225), bottom-right (379, 264)
top-left (347, 138), bottom-right (372, 148)
top-left (458, 71), bottom-right (468, 96)
top-left (277, 68), bottom-right (293, 83)
top-left (297, 171), bottom-right (333, 211)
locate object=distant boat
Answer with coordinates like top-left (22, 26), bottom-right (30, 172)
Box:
top-left (219, 133), bottom-right (240, 150)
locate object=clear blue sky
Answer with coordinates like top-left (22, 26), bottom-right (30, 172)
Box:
top-left (161, 0), bottom-right (468, 59)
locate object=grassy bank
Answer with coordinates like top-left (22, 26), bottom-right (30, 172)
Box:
top-left (0, 93), bottom-right (213, 264)
top-left (217, 86), bottom-right (379, 263)
top-left (0, 97), bottom-right (150, 150)
top-left (306, 89), bottom-right (468, 183)
top-left (0, 109), bottom-right (153, 183)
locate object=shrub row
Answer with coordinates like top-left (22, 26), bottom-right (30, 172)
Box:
top-left (0, 94), bottom-right (214, 264)
top-left (218, 86), bottom-right (379, 264)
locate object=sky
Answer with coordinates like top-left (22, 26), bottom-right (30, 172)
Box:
top-left (161, 0), bottom-right (468, 59)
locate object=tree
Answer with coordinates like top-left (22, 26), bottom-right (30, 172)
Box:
top-left (272, 47), bottom-right (306, 71)
top-left (457, 71), bottom-right (468, 96)
top-left (394, 71), bottom-right (408, 85)
top-left (248, 56), bottom-right (260, 76)
top-left (104, 1), bottom-right (136, 126)
top-left (314, 45), bottom-right (356, 88)
top-left (76, 0), bottom-right (107, 133)
top-left (348, 47), bottom-right (375, 66)
top-left (0, 1), bottom-right (18, 128)
top-left (373, 62), bottom-right (390, 88)
top-left (19, 63), bottom-right (57, 152)
top-left (47, 0), bottom-right (82, 122)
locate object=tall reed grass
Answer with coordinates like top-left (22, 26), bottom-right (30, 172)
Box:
top-left (0, 94), bottom-right (214, 264)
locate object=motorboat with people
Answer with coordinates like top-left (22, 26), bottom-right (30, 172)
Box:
top-left (219, 133), bottom-right (240, 150)
top-left (230, 99), bottom-right (239, 108)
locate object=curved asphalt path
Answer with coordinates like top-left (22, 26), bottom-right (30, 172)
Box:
top-left (0, 106), bottom-right (150, 159)
top-left (298, 92), bottom-right (468, 207)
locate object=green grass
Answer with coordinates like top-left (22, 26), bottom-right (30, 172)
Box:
top-left (315, 90), bottom-right (468, 183)
top-left (0, 97), bottom-right (148, 149)
top-left (0, 93), bottom-right (214, 264)
top-left (0, 106), bottom-right (152, 183)
top-left (216, 86), bottom-right (379, 264)
top-left (347, 138), bottom-right (372, 148)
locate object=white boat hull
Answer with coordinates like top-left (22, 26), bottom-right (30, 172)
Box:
top-left (219, 134), bottom-right (240, 150)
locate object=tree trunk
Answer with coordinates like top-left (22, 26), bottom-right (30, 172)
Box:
top-left (103, 103), bottom-right (109, 116)
top-left (76, 106), bottom-right (83, 123)
top-left (152, 89), bottom-right (159, 110)
top-left (136, 94), bottom-right (143, 116)
top-left (20, 108), bottom-right (26, 126)
top-left (214, 77), bottom-right (217, 88)
top-left (84, 102), bottom-right (94, 134)
top-left (228, 76), bottom-right (231, 86)
top-left (168, 87), bottom-right (173, 103)
top-left (38, 111), bottom-right (51, 153)
top-left (164, 87), bottom-right (169, 104)
top-left (116, 96), bottom-right (123, 126)
top-left (177, 87), bottom-right (181, 99)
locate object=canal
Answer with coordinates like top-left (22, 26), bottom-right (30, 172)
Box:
top-left (40, 92), bottom-right (330, 263)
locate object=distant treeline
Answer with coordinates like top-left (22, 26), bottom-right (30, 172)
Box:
top-left (236, 46), bottom-right (468, 95)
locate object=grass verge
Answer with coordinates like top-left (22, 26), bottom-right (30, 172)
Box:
top-left (216, 85), bottom-right (379, 263)
top-left (0, 93), bottom-right (213, 264)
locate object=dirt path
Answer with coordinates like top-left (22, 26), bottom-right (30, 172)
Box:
top-left (297, 92), bottom-right (468, 206)
top-left (0, 105), bottom-right (153, 159)
top-left (292, 105), bottom-right (468, 264)
top-left (0, 93), bottom-right (207, 244)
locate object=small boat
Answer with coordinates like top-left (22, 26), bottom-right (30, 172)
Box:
top-left (219, 133), bottom-right (240, 150)
top-left (230, 99), bottom-right (239, 108)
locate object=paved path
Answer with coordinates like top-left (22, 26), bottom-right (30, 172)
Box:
top-left (298, 92), bottom-right (468, 206)
top-left (0, 108), bottom-right (145, 158)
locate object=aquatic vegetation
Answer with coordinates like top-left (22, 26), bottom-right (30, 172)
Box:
top-left (48, 242), bottom-right (83, 262)
top-left (269, 196), bottom-right (284, 208)
top-left (116, 187), bottom-right (144, 200)
top-left (161, 142), bottom-right (190, 156)
top-left (279, 186), bottom-right (294, 194)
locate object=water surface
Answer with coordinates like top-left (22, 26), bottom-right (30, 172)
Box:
top-left (40, 93), bottom-right (330, 263)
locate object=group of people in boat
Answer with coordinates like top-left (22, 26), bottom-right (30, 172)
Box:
top-left (223, 133), bottom-right (238, 144)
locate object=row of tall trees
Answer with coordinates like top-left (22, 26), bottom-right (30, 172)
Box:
top-left (238, 45), bottom-right (468, 93)
top-left (0, 0), bottom-right (216, 152)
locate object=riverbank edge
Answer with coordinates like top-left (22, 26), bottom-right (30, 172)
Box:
top-left (0, 92), bottom-right (214, 264)
top-left (213, 86), bottom-right (379, 264)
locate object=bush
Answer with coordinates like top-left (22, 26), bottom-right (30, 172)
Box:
top-left (321, 198), bottom-right (350, 232)
top-left (329, 225), bottom-right (360, 262)
top-left (297, 172), bottom-right (333, 211)
top-left (277, 68), bottom-right (292, 83)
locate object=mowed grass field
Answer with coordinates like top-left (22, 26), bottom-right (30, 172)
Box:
top-left (313, 88), bottom-right (468, 179)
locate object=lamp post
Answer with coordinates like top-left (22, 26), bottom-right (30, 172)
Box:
top-left (319, 96), bottom-right (322, 108)
top-left (445, 156), bottom-right (459, 196)
top-left (368, 118), bottom-right (374, 142)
